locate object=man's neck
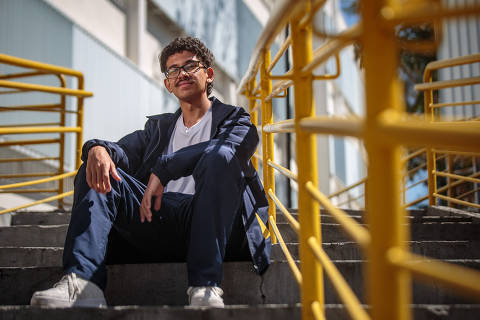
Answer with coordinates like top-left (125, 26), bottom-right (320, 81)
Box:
top-left (179, 95), bottom-right (212, 128)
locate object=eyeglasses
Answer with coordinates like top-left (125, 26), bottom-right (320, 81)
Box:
top-left (165, 60), bottom-right (206, 79)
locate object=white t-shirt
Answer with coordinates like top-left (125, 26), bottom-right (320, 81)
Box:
top-left (164, 107), bottom-right (213, 194)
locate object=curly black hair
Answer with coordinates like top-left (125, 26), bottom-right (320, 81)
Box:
top-left (159, 36), bottom-right (215, 96)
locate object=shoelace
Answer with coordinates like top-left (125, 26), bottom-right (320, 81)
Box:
top-left (53, 274), bottom-right (78, 300)
top-left (187, 286), bottom-right (224, 302)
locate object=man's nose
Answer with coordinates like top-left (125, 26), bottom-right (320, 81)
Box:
top-left (178, 68), bottom-right (190, 78)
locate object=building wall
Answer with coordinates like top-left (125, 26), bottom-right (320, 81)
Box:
top-left (1, 0), bottom-right (366, 208)
top-left (0, 0), bottom-right (176, 171)
top-left (438, 0), bottom-right (480, 119)
top-left (310, 0), bottom-right (366, 203)
top-left (44, 0), bottom-right (126, 57)
top-left (0, 0), bottom-right (74, 162)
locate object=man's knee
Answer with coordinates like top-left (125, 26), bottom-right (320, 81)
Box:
top-left (201, 145), bottom-right (236, 171)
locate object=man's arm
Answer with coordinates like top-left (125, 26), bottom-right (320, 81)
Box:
top-left (141, 106), bottom-right (257, 223)
top-left (81, 119), bottom-right (154, 173)
top-left (151, 106), bottom-right (258, 187)
top-left (85, 146), bottom-right (122, 194)
top-left (80, 119), bottom-right (155, 193)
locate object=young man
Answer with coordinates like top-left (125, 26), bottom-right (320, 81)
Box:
top-left (30, 37), bottom-right (270, 308)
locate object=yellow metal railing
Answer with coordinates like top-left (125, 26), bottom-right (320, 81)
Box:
top-left (414, 54), bottom-right (480, 210)
top-left (0, 53), bottom-right (92, 215)
top-left (238, 1), bottom-right (480, 319)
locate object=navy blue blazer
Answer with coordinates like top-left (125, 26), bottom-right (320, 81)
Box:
top-left (81, 97), bottom-right (271, 275)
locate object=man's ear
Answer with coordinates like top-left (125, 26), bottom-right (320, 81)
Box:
top-left (164, 78), bottom-right (172, 92)
top-left (206, 67), bottom-right (214, 83)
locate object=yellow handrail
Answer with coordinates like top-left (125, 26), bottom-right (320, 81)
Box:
top-left (269, 215), bottom-right (302, 285)
top-left (268, 190), bottom-right (300, 233)
top-left (0, 80), bottom-right (93, 97)
top-left (0, 191), bottom-right (74, 216)
top-left (308, 237), bottom-right (371, 320)
top-left (0, 53), bottom-right (92, 213)
top-left (387, 247), bottom-right (480, 299)
top-left (0, 127), bottom-right (82, 134)
top-left (267, 160), bottom-right (298, 182)
top-left (327, 178), bottom-right (366, 199)
top-left (239, 1), bottom-right (480, 319)
top-left (306, 182), bottom-right (370, 248)
top-left (0, 171), bottom-right (77, 190)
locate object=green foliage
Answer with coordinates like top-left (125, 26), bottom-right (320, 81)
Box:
top-left (397, 24), bottom-right (436, 114)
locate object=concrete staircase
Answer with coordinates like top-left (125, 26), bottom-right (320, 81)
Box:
top-left (0, 206), bottom-right (479, 319)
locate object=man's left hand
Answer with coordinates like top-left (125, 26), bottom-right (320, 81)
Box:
top-left (140, 173), bottom-right (164, 223)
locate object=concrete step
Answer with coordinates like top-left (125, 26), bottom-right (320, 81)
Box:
top-left (1, 304), bottom-right (480, 320)
top-left (10, 210), bottom-right (475, 226)
top-left (2, 220), bottom-right (479, 248)
top-left (277, 221), bottom-right (480, 243)
top-left (276, 213), bottom-right (475, 224)
top-left (0, 225), bottom-right (68, 247)
top-left (271, 240), bottom-right (480, 261)
top-left (0, 247), bottom-right (63, 267)
top-left (0, 262), bottom-right (296, 306)
top-left (2, 239), bottom-right (477, 268)
top-left (2, 261), bottom-right (479, 306)
top-left (0, 304), bottom-right (302, 320)
top-left (11, 211), bottom-right (70, 226)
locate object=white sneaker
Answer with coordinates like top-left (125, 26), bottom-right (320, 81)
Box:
top-left (30, 273), bottom-right (106, 308)
top-left (187, 286), bottom-right (224, 308)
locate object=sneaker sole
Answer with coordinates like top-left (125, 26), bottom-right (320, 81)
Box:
top-left (31, 297), bottom-right (106, 308)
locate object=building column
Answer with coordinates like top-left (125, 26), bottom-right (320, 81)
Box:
top-left (126, 0), bottom-right (146, 70)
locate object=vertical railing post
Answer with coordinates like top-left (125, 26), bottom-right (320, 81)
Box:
top-left (249, 79), bottom-right (259, 171)
top-left (290, 10), bottom-right (323, 320)
top-left (57, 75), bottom-right (67, 209)
top-left (260, 50), bottom-right (277, 243)
top-left (424, 71), bottom-right (436, 206)
top-left (76, 76), bottom-right (85, 170)
top-left (447, 155), bottom-right (454, 207)
top-left (474, 156), bottom-right (479, 204)
top-left (362, 1), bottom-right (411, 320)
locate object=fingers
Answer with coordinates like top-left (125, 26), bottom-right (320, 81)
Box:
top-left (140, 192), bottom-right (152, 223)
top-left (86, 146), bottom-right (117, 194)
top-left (95, 165), bottom-right (106, 193)
top-left (102, 164), bottom-right (111, 193)
top-left (110, 162), bottom-right (122, 182)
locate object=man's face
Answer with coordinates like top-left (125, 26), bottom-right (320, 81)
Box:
top-left (163, 50), bottom-right (214, 102)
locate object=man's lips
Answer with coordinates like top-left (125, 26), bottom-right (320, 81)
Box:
top-left (176, 80), bottom-right (193, 87)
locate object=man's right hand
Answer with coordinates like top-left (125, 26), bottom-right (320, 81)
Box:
top-left (86, 146), bottom-right (122, 194)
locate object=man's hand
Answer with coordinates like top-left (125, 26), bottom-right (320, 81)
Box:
top-left (140, 173), bottom-right (164, 223)
top-left (86, 146), bottom-right (122, 194)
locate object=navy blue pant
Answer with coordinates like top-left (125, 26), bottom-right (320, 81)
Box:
top-left (63, 146), bottom-right (249, 291)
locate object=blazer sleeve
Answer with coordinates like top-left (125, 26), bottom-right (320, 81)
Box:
top-left (80, 119), bottom-right (154, 174)
top-left (151, 107), bottom-right (258, 186)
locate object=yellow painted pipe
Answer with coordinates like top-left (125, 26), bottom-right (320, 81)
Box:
top-left (0, 80), bottom-right (93, 97)
top-left (387, 247), bottom-right (480, 300)
top-left (0, 126), bottom-right (81, 134)
top-left (0, 171), bottom-right (77, 190)
top-left (362, 0), bottom-right (411, 319)
top-left (269, 215), bottom-right (302, 285)
top-left (290, 6), bottom-right (323, 319)
top-left (308, 237), bottom-right (371, 320)
top-left (0, 190), bottom-right (74, 216)
top-left (260, 49), bottom-right (277, 244)
top-left (306, 181), bottom-right (370, 247)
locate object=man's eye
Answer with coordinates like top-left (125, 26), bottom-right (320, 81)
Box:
top-left (184, 63), bottom-right (198, 71)
top-left (168, 67), bottom-right (179, 74)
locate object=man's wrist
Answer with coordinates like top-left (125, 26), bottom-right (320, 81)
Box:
top-left (151, 167), bottom-right (169, 187)
top-left (88, 145), bottom-right (106, 155)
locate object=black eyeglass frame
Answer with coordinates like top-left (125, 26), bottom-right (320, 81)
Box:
top-left (164, 60), bottom-right (207, 79)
